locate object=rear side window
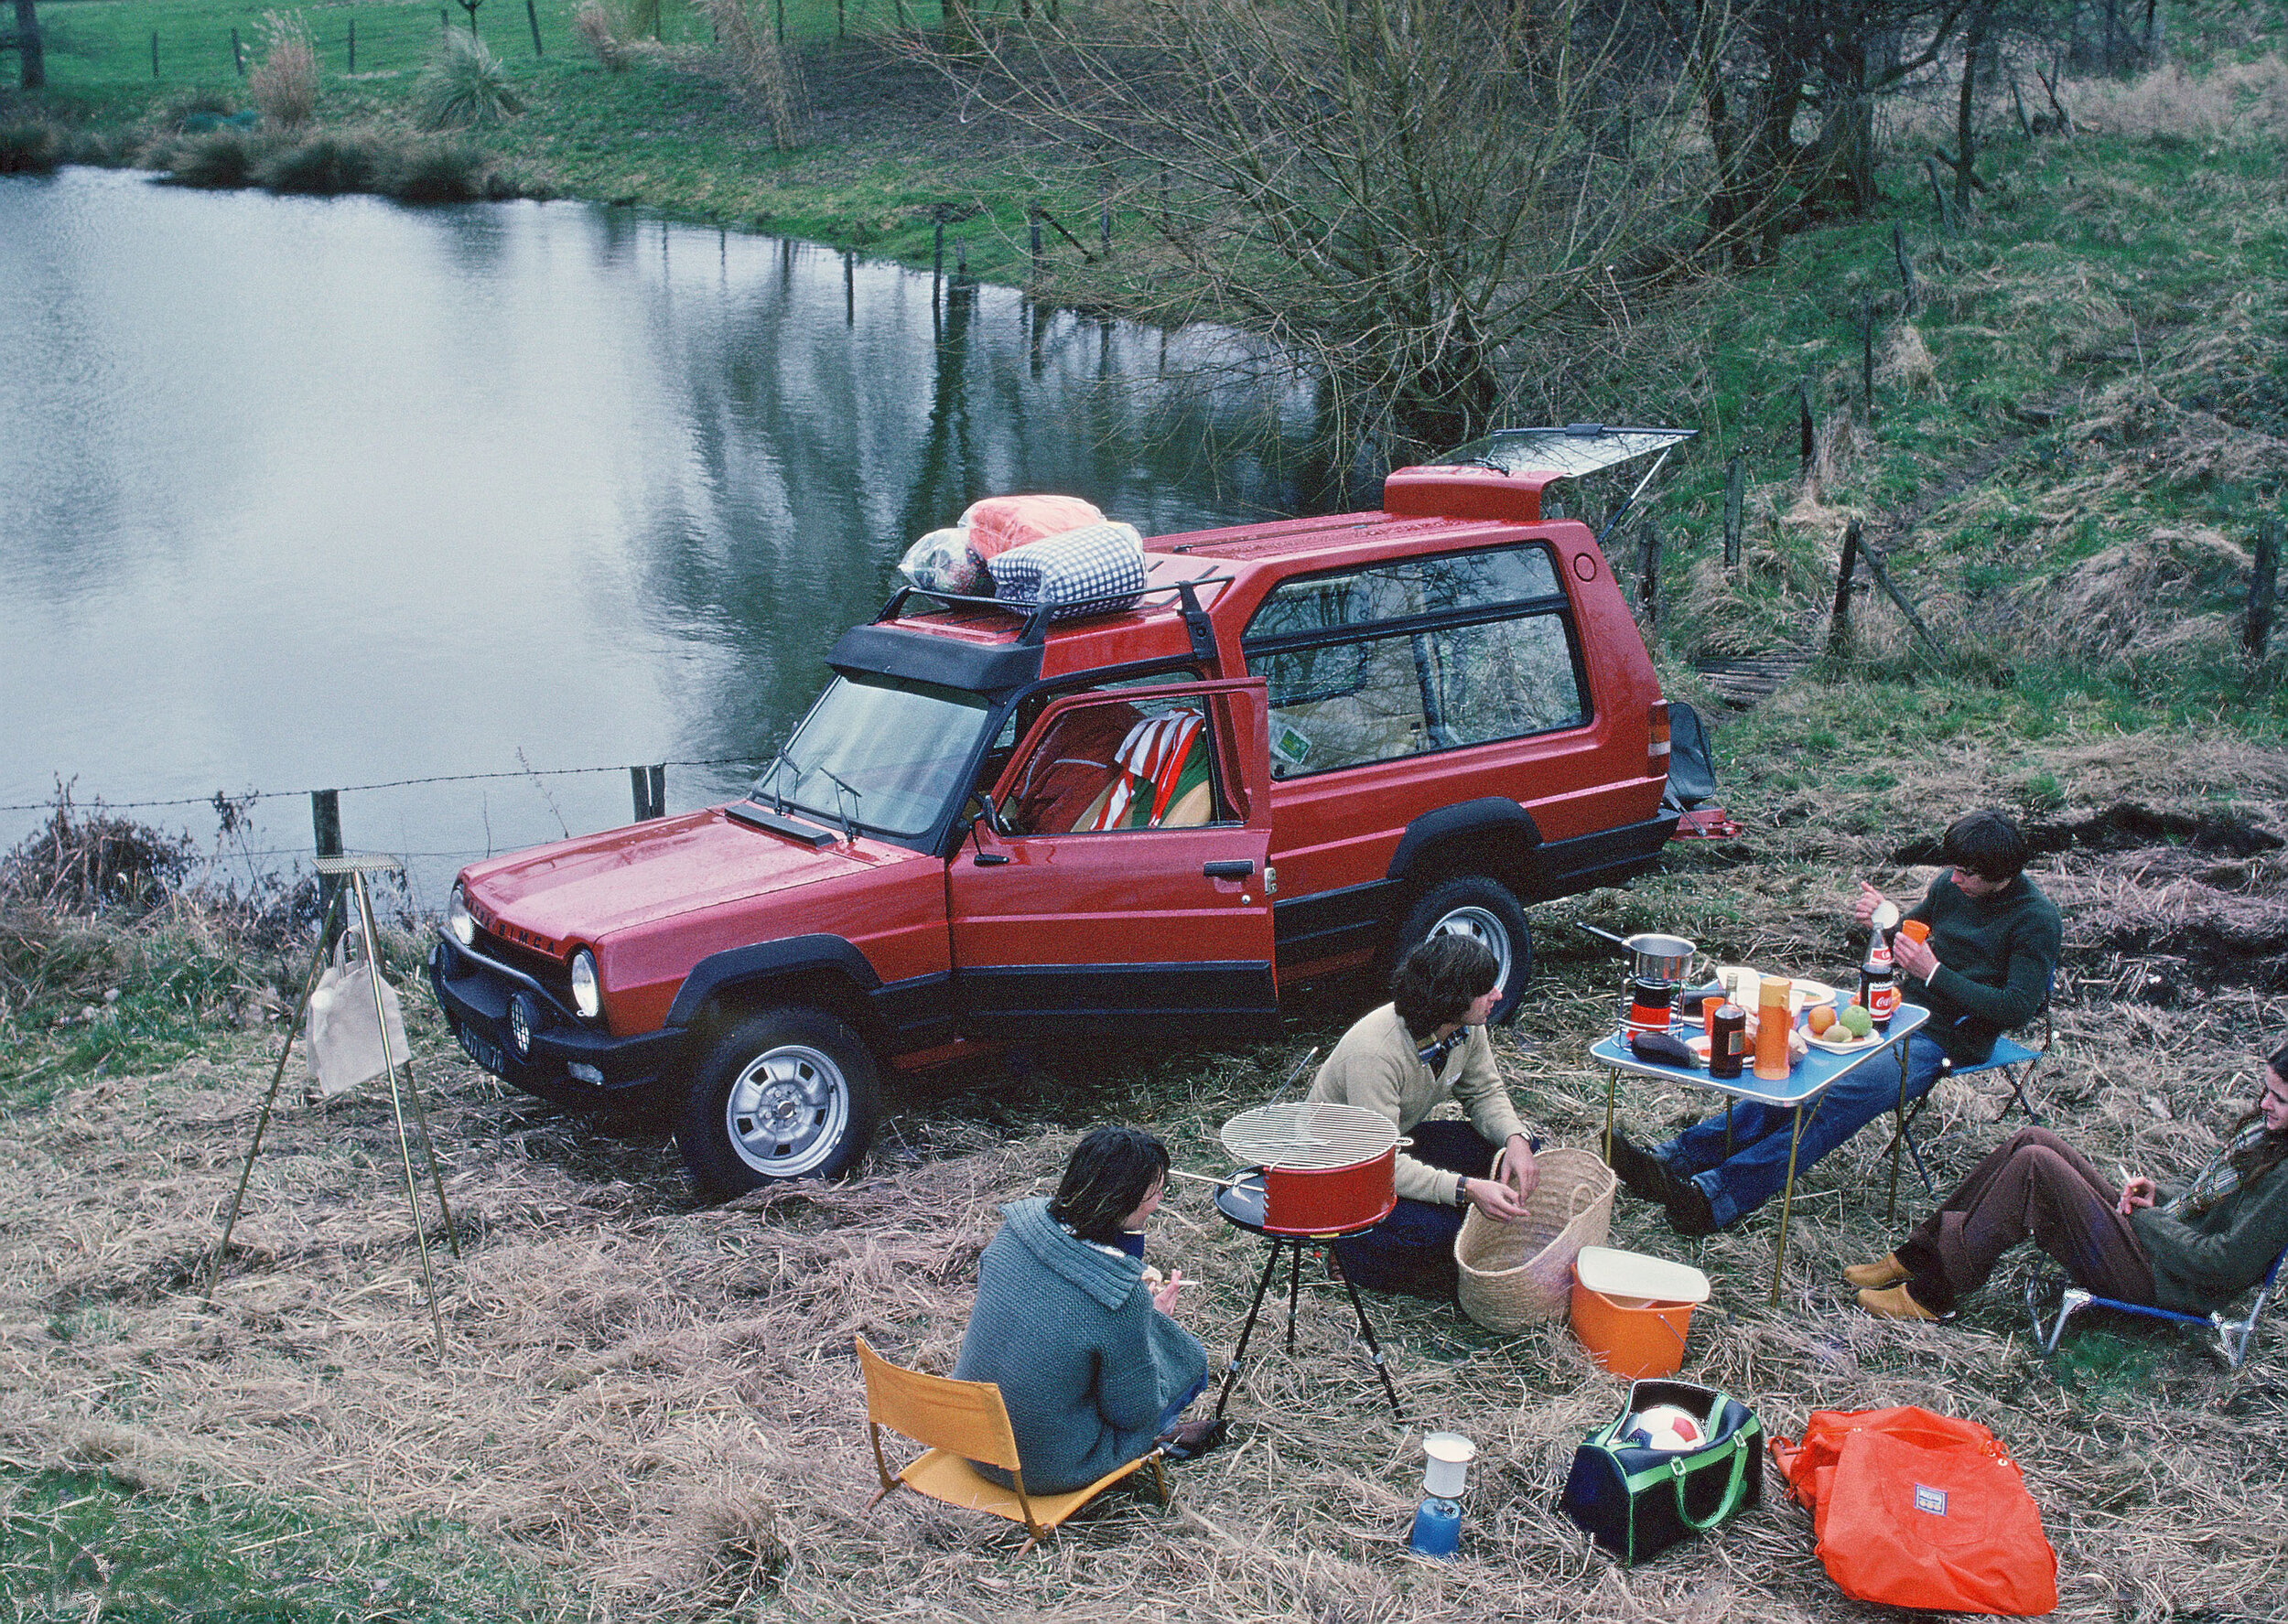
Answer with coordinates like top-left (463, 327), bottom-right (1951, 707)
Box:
top-left (1241, 546), bottom-right (1585, 777)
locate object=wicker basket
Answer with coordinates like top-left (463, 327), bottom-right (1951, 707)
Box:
top-left (1454, 1146), bottom-right (1617, 1334)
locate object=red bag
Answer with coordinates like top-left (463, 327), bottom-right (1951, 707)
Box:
top-left (958, 494), bottom-right (1106, 562)
top-left (1771, 1406), bottom-right (2057, 1617)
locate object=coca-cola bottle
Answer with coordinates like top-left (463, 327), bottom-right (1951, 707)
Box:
top-left (1859, 934), bottom-right (1897, 1032)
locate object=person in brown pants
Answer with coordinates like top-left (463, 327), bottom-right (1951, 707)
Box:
top-left (1849, 1038), bottom-right (2288, 1321)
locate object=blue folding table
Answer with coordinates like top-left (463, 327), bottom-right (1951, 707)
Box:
top-left (1592, 1003), bottom-right (1930, 1305)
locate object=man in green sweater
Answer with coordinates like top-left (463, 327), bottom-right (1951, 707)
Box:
top-left (1608, 809), bottom-right (2062, 1233)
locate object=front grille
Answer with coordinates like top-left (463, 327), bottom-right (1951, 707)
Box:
top-left (474, 929), bottom-right (573, 1005)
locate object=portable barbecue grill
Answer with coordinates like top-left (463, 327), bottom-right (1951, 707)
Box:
top-left (1207, 1100), bottom-right (1407, 1419)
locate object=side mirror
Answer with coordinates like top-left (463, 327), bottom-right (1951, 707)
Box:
top-left (965, 790), bottom-right (1003, 838)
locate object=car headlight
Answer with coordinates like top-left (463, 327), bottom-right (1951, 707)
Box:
top-left (447, 885), bottom-right (476, 947)
top-left (569, 949), bottom-right (601, 1020)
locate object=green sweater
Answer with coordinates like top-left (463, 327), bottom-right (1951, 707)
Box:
top-left (1903, 872), bottom-right (2062, 1064)
top-left (952, 1198), bottom-right (1205, 1494)
top-left (2133, 1155), bottom-right (2288, 1316)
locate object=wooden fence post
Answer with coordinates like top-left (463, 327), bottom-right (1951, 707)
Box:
top-left (232, 25), bottom-right (243, 74)
top-left (631, 766), bottom-right (666, 822)
top-left (347, 18), bottom-right (354, 71)
top-left (1827, 520), bottom-right (1862, 656)
top-left (1030, 210), bottom-right (1044, 280)
top-left (1861, 293), bottom-right (1875, 412)
top-left (311, 790), bottom-right (342, 921)
top-left (1797, 379), bottom-right (1816, 473)
top-left (1722, 457), bottom-right (1743, 572)
top-left (1923, 155), bottom-right (1958, 239)
top-left (2250, 515), bottom-right (2282, 656)
top-left (526, 0), bottom-right (543, 55)
top-left (1858, 534), bottom-right (1945, 655)
top-left (1635, 517), bottom-right (1662, 627)
top-left (152, 28), bottom-right (159, 78)
top-left (1100, 196), bottom-right (1112, 257)
top-left (1893, 224), bottom-right (1919, 316)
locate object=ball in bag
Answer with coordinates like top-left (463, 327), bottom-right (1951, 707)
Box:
top-left (1622, 1404), bottom-right (1705, 1451)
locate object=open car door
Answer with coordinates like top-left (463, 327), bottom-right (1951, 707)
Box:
top-left (948, 677), bottom-right (1279, 1039)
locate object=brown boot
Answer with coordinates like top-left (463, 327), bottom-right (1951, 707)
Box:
top-left (1856, 1284), bottom-right (1943, 1321)
top-left (1842, 1253), bottom-right (1909, 1290)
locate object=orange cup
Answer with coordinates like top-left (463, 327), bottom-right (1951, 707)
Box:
top-left (1898, 920), bottom-right (1931, 945)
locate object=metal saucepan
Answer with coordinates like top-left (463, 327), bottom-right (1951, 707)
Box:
top-left (1574, 920), bottom-right (1701, 984)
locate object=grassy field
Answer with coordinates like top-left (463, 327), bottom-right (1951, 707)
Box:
top-left (5, 9), bottom-right (2288, 1619)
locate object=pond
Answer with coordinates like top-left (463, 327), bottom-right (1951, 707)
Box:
top-left (0, 167), bottom-right (1318, 908)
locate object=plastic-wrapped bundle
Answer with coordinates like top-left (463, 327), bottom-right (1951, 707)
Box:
top-left (896, 527), bottom-right (985, 596)
top-left (987, 522), bottom-right (1147, 619)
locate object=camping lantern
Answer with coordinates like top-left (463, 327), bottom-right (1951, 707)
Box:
top-left (1407, 1432), bottom-right (1476, 1557)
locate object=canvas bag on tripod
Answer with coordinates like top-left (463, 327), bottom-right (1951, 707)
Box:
top-left (305, 929), bottom-right (408, 1097)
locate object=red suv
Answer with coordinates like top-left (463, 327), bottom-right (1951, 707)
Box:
top-left (430, 430), bottom-right (1690, 1199)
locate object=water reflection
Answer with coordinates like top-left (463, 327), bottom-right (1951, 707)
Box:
top-left (0, 169), bottom-right (1317, 904)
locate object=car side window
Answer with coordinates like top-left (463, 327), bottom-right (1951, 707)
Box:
top-left (1000, 694), bottom-right (1225, 836)
top-left (1241, 545), bottom-right (1585, 777)
top-left (976, 665), bottom-right (1203, 793)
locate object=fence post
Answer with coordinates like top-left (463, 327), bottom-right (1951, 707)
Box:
top-left (1030, 210), bottom-right (1044, 281)
top-left (1635, 517), bottom-right (1661, 627)
top-left (1923, 155), bottom-right (1958, 239)
top-left (152, 28), bottom-right (159, 78)
top-left (933, 221), bottom-right (944, 304)
top-left (1827, 520), bottom-right (1862, 657)
top-left (631, 765), bottom-right (666, 822)
top-left (1722, 457), bottom-right (1743, 572)
top-left (232, 26), bottom-right (244, 75)
top-left (1797, 379), bottom-right (1816, 473)
top-left (1100, 196), bottom-right (1112, 257)
top-left (774, 0), bottom-right (784, 45)
top-left (347, 17), bottom-right (354, 71)
top-left (526, 0), bottom-right (543, 55)
top-left (1893, 223), bottom-right (1919, 316)
top-left (1861, 292), bottom-right (1875, 412)
top-left (2250, 515), bottom-right (2282, 657)
top-left (836, 0), bottom-right (845, 39)
top-left (311, 790), bottom-right (342, 921)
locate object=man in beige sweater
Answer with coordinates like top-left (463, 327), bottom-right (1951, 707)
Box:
top-left (1306, 935), bottom-right (1540, 1296)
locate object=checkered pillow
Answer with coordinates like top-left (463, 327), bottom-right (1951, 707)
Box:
top-left (987, 522), bottom-right (1147, 619)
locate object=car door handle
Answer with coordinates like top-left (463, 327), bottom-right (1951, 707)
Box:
top-left (1202, 859), bottom-right (1255, 879)
top-left (972, 852), bottom-right (1010, 866)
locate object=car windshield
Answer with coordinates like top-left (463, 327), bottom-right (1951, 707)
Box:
top-left (750, 674), bottom-right (995, 838)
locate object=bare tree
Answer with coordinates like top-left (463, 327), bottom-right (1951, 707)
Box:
top-left (7, 0), bottom-right (44, 91)
top-left (933, 0), bottom-right (1700, 461)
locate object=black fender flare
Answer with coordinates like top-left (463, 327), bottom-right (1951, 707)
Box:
top-left (665, 934), bottom-right (882, 1030)
top-left (1387, 798), bottom-right (1545, 895)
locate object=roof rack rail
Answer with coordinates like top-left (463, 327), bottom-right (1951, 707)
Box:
top-left (872, 572), bottom-right (1236, 650)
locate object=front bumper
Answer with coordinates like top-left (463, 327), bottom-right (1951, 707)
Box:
top-left (428, 934), bottom-right (687, 1108)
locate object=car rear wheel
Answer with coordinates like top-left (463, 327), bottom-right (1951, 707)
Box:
top-left (1396, 877), bottom-right (1532, 1026)
top-left (676, 1006), bottom-right (881, 1201)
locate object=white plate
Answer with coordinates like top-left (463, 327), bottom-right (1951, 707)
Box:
top-left (1805, 1026), bottom-right (1885, 1053)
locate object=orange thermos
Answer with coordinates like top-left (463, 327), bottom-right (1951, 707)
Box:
top-left (1754, 974), bottom-right (1793, 1081)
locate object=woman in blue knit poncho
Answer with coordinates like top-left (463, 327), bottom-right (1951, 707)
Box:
top-left (954, 1127), bottom-right (1214, 1492)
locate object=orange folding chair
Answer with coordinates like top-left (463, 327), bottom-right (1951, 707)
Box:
top-left (855, 1336), bottom-right (1171, 1554)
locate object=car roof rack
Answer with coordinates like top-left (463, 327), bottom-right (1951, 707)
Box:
top-left (872, 572), bottom-right (1236, 659)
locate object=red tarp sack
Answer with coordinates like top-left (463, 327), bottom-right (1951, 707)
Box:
top-left (1771, 1406), bottom-right (2057, 1617)
top-left (959, 494), bottom-right (1106, 563)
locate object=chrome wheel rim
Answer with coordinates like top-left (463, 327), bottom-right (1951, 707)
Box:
top-left (1428, 904), bottom-right (1514, 991)
top-left (724, 1042), bottom-right (851, 1178)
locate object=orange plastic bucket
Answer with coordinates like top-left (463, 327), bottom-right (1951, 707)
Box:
top-left (1570, 1247), bottom-right (1710, 1379)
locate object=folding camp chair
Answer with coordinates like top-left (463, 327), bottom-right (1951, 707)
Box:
top-left (1887, 985), bottom-right (2056, 1203)
top-left (855, 1336), bottom-right (1170, 1554)
top-left (2024, 1242), bottom-right (2288, 1371)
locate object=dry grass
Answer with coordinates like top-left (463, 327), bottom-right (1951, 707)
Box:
top-left (248, 12), bottom-right (319, 130)
top-left (2072, 53), bottom-right (2288, 141)
top-left (5, 734), bottom-right (2287, 1619)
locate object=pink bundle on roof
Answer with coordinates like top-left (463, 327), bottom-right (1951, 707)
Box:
top-left (960, 494), bottom-right (1106, 561)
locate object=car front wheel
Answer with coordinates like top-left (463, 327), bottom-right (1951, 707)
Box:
top-left (676, 1006), bottom-right (881, 1201)
top-left (1396, 877), bottom-right (1533, 1026)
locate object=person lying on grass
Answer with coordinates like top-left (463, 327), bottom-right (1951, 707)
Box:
top-left (1851, 1037), bottom-right (2288, 1322)
top-left (953, 1126), bottom-right (1216, 1492)
top-left (1305, 934), bottom-right (1539, 1298)
top-left (1607, 808), bottom-right (2061, 1234)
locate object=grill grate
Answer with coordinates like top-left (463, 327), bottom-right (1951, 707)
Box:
top-left (1220, 1102), bottom-right (1398, 1171)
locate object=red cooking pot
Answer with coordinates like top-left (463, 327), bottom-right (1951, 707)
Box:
top-left (1220, 1102), bottom-right (1402, 1237)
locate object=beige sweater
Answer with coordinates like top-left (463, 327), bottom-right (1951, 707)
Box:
top-left (1305, 1004), bottom-right (1526, 1204)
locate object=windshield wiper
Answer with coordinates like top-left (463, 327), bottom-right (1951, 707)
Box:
top-left (815, 766), bottom-right (864, 845)
top-left (758, 743), bottom-right (799, 814)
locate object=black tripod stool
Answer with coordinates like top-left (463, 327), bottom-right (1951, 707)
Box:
top-left (1211, 1172), bottom-right (1405, 1418)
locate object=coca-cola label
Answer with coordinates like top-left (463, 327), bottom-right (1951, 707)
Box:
top-left (1871, 983), bottom-right (1898, 1019)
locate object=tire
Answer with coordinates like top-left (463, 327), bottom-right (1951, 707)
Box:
top-left (676, 1006), bottom-right (881, 1201)
top-left (1395, 877), bottom-right (1533, 1026)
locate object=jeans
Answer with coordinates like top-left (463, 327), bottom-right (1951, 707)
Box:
top-left (1657, 1031), bottom-right (1946, 1229)
top-left (1332, 1121), bottom-right (1511, 1298)
top-left (1155, 1326), bottom-right (1212, 1433)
